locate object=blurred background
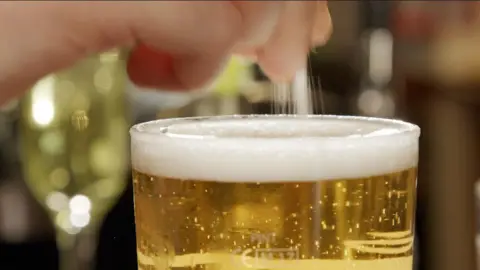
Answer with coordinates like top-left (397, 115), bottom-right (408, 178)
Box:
top-left (1, 1), bottom-right (480, 270)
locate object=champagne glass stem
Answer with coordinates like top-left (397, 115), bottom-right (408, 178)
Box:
top-left (56, 228), bottom-right (98, 270)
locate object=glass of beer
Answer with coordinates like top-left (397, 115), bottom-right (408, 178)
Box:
top-left (130, 115), bottom-right (420, 270)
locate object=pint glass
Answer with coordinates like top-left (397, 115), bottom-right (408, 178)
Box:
top-left (130, 115), bottom-right (420, 270)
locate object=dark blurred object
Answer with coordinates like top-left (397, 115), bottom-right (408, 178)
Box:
top-left (475, 181), bottom-right (480, 270)
top-left (0, 183), bottom-right (137, 270)
top-left (355, 1), bottom-right (396, 118)
top-left (394, 2), bottom-right (480, 270)
top-left (361, 0), bottom-right (392, 29)
top-left (0, 100), bottom-right (53, 244)
top-left (307, 58), bottom-right (360, 115)
top-left (252, 65), bottom-right (269, 83)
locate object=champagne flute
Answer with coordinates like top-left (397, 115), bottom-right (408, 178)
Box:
top-left (19, 49), bottom-right (129, 270)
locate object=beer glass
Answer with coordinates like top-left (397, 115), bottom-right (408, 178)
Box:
top-left (130, 115), bottom-right (420, 270)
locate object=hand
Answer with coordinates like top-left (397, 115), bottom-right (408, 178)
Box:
top-left (0, 1), bottom-right (331, 103)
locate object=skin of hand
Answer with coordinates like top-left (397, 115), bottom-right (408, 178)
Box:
top-left (0, 1), bottom-right (332, 104)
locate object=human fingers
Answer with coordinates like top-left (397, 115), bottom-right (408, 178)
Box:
top-left (0, 1), bottom-right (242, 99)
top-left (131, 1), bottom-right (283, 88)
top-left (256, 1), bottom-right (319, 82)
top-left (111, 1), bottom-right (242, 90)
top-left (231, 1), bottom-right (283, 50)
top-left (311, 1), bottom-right (332, 46)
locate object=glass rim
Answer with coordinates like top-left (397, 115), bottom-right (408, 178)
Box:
top-left (130, 114), bottom-right (420, 141)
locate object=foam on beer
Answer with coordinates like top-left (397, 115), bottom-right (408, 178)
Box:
top-left (131, 115), bottom-right (420, 182)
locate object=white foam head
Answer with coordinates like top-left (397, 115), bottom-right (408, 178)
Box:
top-left (130, 115), bottom-right (420, 182)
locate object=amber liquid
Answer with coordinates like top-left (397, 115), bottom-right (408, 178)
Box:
top-left (133, 168), bottom-right (417, 270)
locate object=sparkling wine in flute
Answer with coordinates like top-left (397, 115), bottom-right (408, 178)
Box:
top-left (20, 49), bottom-right (129, 270)
top-left (130, 115), bottom-right (420, 270)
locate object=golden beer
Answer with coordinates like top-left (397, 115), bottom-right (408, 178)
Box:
top-left (130, 115), bottom-right (420, 270)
